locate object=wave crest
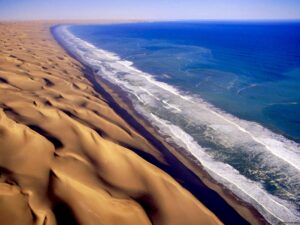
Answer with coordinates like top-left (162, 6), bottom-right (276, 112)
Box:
top-left (53, 25), bottom-right (300, 224)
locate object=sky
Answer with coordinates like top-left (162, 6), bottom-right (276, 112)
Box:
top-left (0, 0), bottom-right (299, 21)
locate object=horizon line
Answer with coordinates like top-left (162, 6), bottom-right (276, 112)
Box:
top-left (1, 18), bottom-right (300, 23)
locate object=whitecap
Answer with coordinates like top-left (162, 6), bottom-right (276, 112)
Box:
top-left (53, 25), bottom-right (300, 224)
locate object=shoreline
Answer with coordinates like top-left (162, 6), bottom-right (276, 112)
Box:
top-left (51, 24), bottom-right (269, 225)
top-left (0, 21), bottom-right (228, 225)
top-left (89, 68), bottom-right (268, 225)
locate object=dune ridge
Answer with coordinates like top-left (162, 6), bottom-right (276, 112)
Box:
top-left (0, 22), bottom-right (223, 225)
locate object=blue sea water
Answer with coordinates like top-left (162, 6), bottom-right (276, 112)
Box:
top-left (69, 22), bottom-right (300, 142)
top-left (55, 22), bottom-right (300, 224)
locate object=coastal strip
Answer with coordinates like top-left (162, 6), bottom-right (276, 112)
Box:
top-left (53, 22), bottom-right (271, 225)
top-left (0, 21), bottom-right (263, 225)
top-left (0, 21), bottom-right (222, 225)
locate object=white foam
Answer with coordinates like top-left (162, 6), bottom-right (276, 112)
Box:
top-left (53, 25), bottom-right (300, 224)
top-left (148, 113), bottom-right (298, 224)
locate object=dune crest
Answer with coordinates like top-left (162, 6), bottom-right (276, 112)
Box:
top-left (0, 23), bottom-right (222, 225)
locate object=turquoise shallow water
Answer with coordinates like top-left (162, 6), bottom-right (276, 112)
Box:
top-left (55, 22), bottom-right (300, 224)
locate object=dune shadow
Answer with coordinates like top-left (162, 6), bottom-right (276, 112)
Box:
top-left (27, 124), bottom-right (63, 149)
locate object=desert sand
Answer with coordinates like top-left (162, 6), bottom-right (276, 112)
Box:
top-left (0, 22), bottom-right (224, 225)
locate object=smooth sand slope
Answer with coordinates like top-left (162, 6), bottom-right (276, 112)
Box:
top-left (0, 22), bottom-right (222, 225)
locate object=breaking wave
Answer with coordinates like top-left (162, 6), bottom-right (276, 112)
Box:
top-left (53, 25), bottom-right (300, 224)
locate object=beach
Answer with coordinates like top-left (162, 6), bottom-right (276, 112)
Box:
top-left (0, 21), bottom-right (267, 225)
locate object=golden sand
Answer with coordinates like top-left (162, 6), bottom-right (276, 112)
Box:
top-left (0, 22), bottom-right (223, 225)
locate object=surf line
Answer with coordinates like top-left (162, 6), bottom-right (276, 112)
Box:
top-left (150, 113), bottom-right (295, 224)
top-left (122, 63), bottom-right (300, 171)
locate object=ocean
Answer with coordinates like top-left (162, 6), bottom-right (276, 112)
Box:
top-left (54, 21), bottom-right (300, 224)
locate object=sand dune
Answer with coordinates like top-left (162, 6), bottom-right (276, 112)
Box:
top-left (0, 22), bottom-right (222, 225)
